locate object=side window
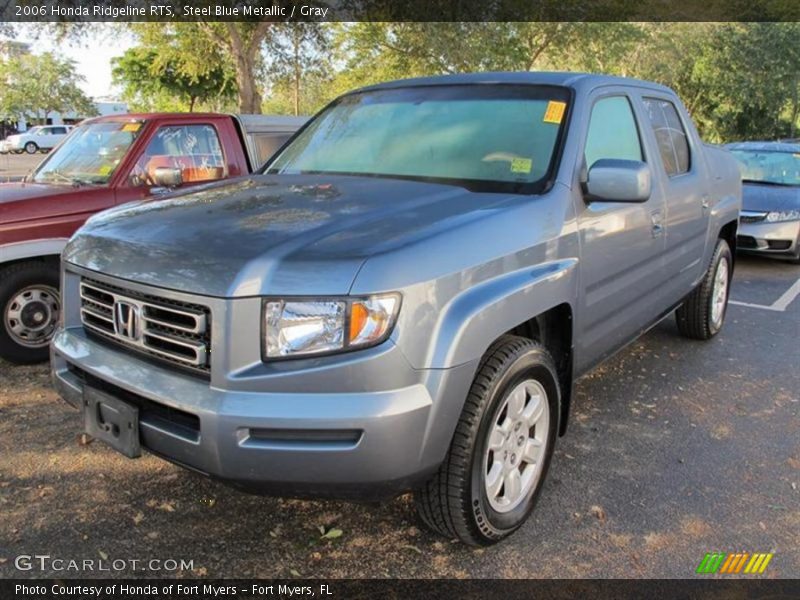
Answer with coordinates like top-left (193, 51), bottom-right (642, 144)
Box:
top-left (584, 96), bottom-right (643, 170)
top-left (52, 127), bottom-right (67, 135)
top-left (252, 133), bottom-right (292, 166)
top-left (643, 98), bottom-right (690, 176)
top-left (129, 124), bottom-right (226, 187)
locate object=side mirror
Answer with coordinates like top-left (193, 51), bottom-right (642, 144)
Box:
top-left (152, 167), bottom-right (183, 189)
top-left (584, 159), bottom-right (651, 203)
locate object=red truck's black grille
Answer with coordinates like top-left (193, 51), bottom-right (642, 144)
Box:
top-left (79, 277), bottom-right (211, 376)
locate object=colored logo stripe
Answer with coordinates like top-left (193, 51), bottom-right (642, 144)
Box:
top-left (697, 553), bottom-right (726, 573)
top-left (696, 552), bottom-right (773, 574)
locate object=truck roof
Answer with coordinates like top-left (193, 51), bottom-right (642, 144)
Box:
top-left (354, 71), bottom-right (676, 96)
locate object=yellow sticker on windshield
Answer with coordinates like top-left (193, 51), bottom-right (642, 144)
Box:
top-left (543, 101), bottom-right (567, 124)
top-left (98, 165), bottom-right (112, 175)
top-left (510, 157), bottom-right (533, 174)
top-left (122, 123), bottom-right (141, 132)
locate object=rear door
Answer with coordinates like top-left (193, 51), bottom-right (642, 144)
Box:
top-left (574, 89), bottom-right (667, 372)
top-left (637, 94), bottom-right (710, 305)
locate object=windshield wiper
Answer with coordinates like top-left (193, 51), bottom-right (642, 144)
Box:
top-left (742, 178), bottom-right (798, 187)
top-left (39, 170), bottom-right (95, 187)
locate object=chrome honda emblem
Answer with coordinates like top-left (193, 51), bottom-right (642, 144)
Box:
top-left (113, 301), bottom-right (140, 340)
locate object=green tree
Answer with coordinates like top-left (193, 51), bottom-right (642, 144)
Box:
top-left (263, 23), bottom-right (331, 116)
top-left (37, 21), bottom-right (278, 113)
top-left (689, 23), bottom-right (800, 141)
top-left (111, 46), bottom-right (236, 112)
top-left (0, 52), bottom-right (96, 124)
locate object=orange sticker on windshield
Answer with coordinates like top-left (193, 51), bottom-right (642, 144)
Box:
top-left (543, 101), bottom-right (567, 124)
top-left (122, 123), bottom-right (141, 132)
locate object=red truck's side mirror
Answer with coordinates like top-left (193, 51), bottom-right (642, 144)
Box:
top-left (152, 167), bottom-right (183, 189)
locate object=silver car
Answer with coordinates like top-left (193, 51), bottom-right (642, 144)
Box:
top-left (52, 73), bottom-right (741, 545)
top-left (727, 141), bottom-right (800, 263)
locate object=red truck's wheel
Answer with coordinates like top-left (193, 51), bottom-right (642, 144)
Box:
top-left (0, 262), bottom-right (60, 364)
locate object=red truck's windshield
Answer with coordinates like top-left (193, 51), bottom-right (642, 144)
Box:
top-left (31, 120), bottom-right (145, 186)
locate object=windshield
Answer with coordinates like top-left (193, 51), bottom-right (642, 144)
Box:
top-left (730, 149), bottom-right (800, 186)
top-left (31, 120), bottom-right (145, 185)
top-left (265, 85), bottom-right (570, 193)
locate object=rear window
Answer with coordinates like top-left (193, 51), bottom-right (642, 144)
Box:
top-left (643, 98), bottom-right (690, 176)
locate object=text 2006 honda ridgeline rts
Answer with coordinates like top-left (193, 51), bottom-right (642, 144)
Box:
top-left (53, 73), bottom-right (741, 545)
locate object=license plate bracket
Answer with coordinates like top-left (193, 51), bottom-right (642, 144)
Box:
top-left (83, 387), bottom-right (141, 458)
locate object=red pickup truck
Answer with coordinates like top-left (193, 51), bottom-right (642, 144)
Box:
top-left (0, 112), bottom-right (306, 363)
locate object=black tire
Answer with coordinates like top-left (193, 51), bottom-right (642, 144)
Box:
top-left (24, 141), bottom-right (38, 154)
top-left (676, 238), bottom-right (732, 340)
top-left (0, 261), bottom-right (60, 364)
top-left (415, 335), bottom-right (560, 546)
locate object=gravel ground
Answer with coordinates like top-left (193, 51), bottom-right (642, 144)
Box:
top-left (0, 255), bottom-right (798, 579)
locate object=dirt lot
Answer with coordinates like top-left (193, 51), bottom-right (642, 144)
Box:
top-left (0, 152), bottom-right (46, 182)
top-left (0, 256), bottom-right (798, 579)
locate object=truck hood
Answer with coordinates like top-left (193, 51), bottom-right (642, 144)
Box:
top-left (741, 182), bottom-right (799, 213)
top-left (64, 174), bottom-right (516, 297)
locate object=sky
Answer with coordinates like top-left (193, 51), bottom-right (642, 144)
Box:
top-left (14, 26), bottom-right (135, 99)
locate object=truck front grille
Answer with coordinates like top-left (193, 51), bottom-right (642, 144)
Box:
top-left (79, 277), bottom-right (211, 375)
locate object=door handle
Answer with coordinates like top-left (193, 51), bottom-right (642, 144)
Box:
top-left (701, 195), bottom-right (710, 212)
top-left (650, 211), bottom-right (664, 238)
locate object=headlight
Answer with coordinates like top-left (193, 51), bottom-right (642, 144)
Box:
top-left (765, 210), bottom-right (800, 223)
top-left (263, 293), bottom-right (401, 359)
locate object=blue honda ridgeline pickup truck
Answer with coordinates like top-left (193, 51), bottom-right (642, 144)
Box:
top-left (52, 73), bottom-right (741, 545)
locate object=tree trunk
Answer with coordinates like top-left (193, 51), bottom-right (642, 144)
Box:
top-left (293, 35), bottom-right (301, 116)
top-left (234, 52), bottom-right (262, 113)
top-left (224, 23), bottom-right (266, 114)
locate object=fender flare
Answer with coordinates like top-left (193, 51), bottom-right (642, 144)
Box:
top-left (425, 258), bottom-right (578, 370)
top-left (0, 238), bottom-right (68, 265)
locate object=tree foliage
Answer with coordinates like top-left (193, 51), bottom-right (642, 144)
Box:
top-left (7, 21), bottom-right (800, 140)
top-left (263, 23), bottom-right (331, 116)
top-left (0, 52), bottom-right (96, 123)
top-left (111, 46), bottom-right (236, 112)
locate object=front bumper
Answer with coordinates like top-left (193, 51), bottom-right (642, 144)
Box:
top-left (738, 219), bottom-right (800, 258)
top-left (51, 326), bottom-right (475, 500)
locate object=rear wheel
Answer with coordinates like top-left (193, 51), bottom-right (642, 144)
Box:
top-left (24, 141), bottom-right (38, 154)
top-left (676, 238), bottom-right (732, 340)
top-left (0, 262), bottom-right (60, 364)
top-left (415, 335), bottom-right (559, 545)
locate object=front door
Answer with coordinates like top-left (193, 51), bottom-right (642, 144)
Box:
top-left (574, 92), bottom-right (667, 373)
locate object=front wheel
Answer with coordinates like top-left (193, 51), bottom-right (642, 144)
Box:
top-left (24, 141), bottom-right (38, 154)
top-left (0, 261), bottom-right (61, 364)
top-left (676, 238), bottom-right (732, 340)
top-left (415, 335), bottom-right (559, 546)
